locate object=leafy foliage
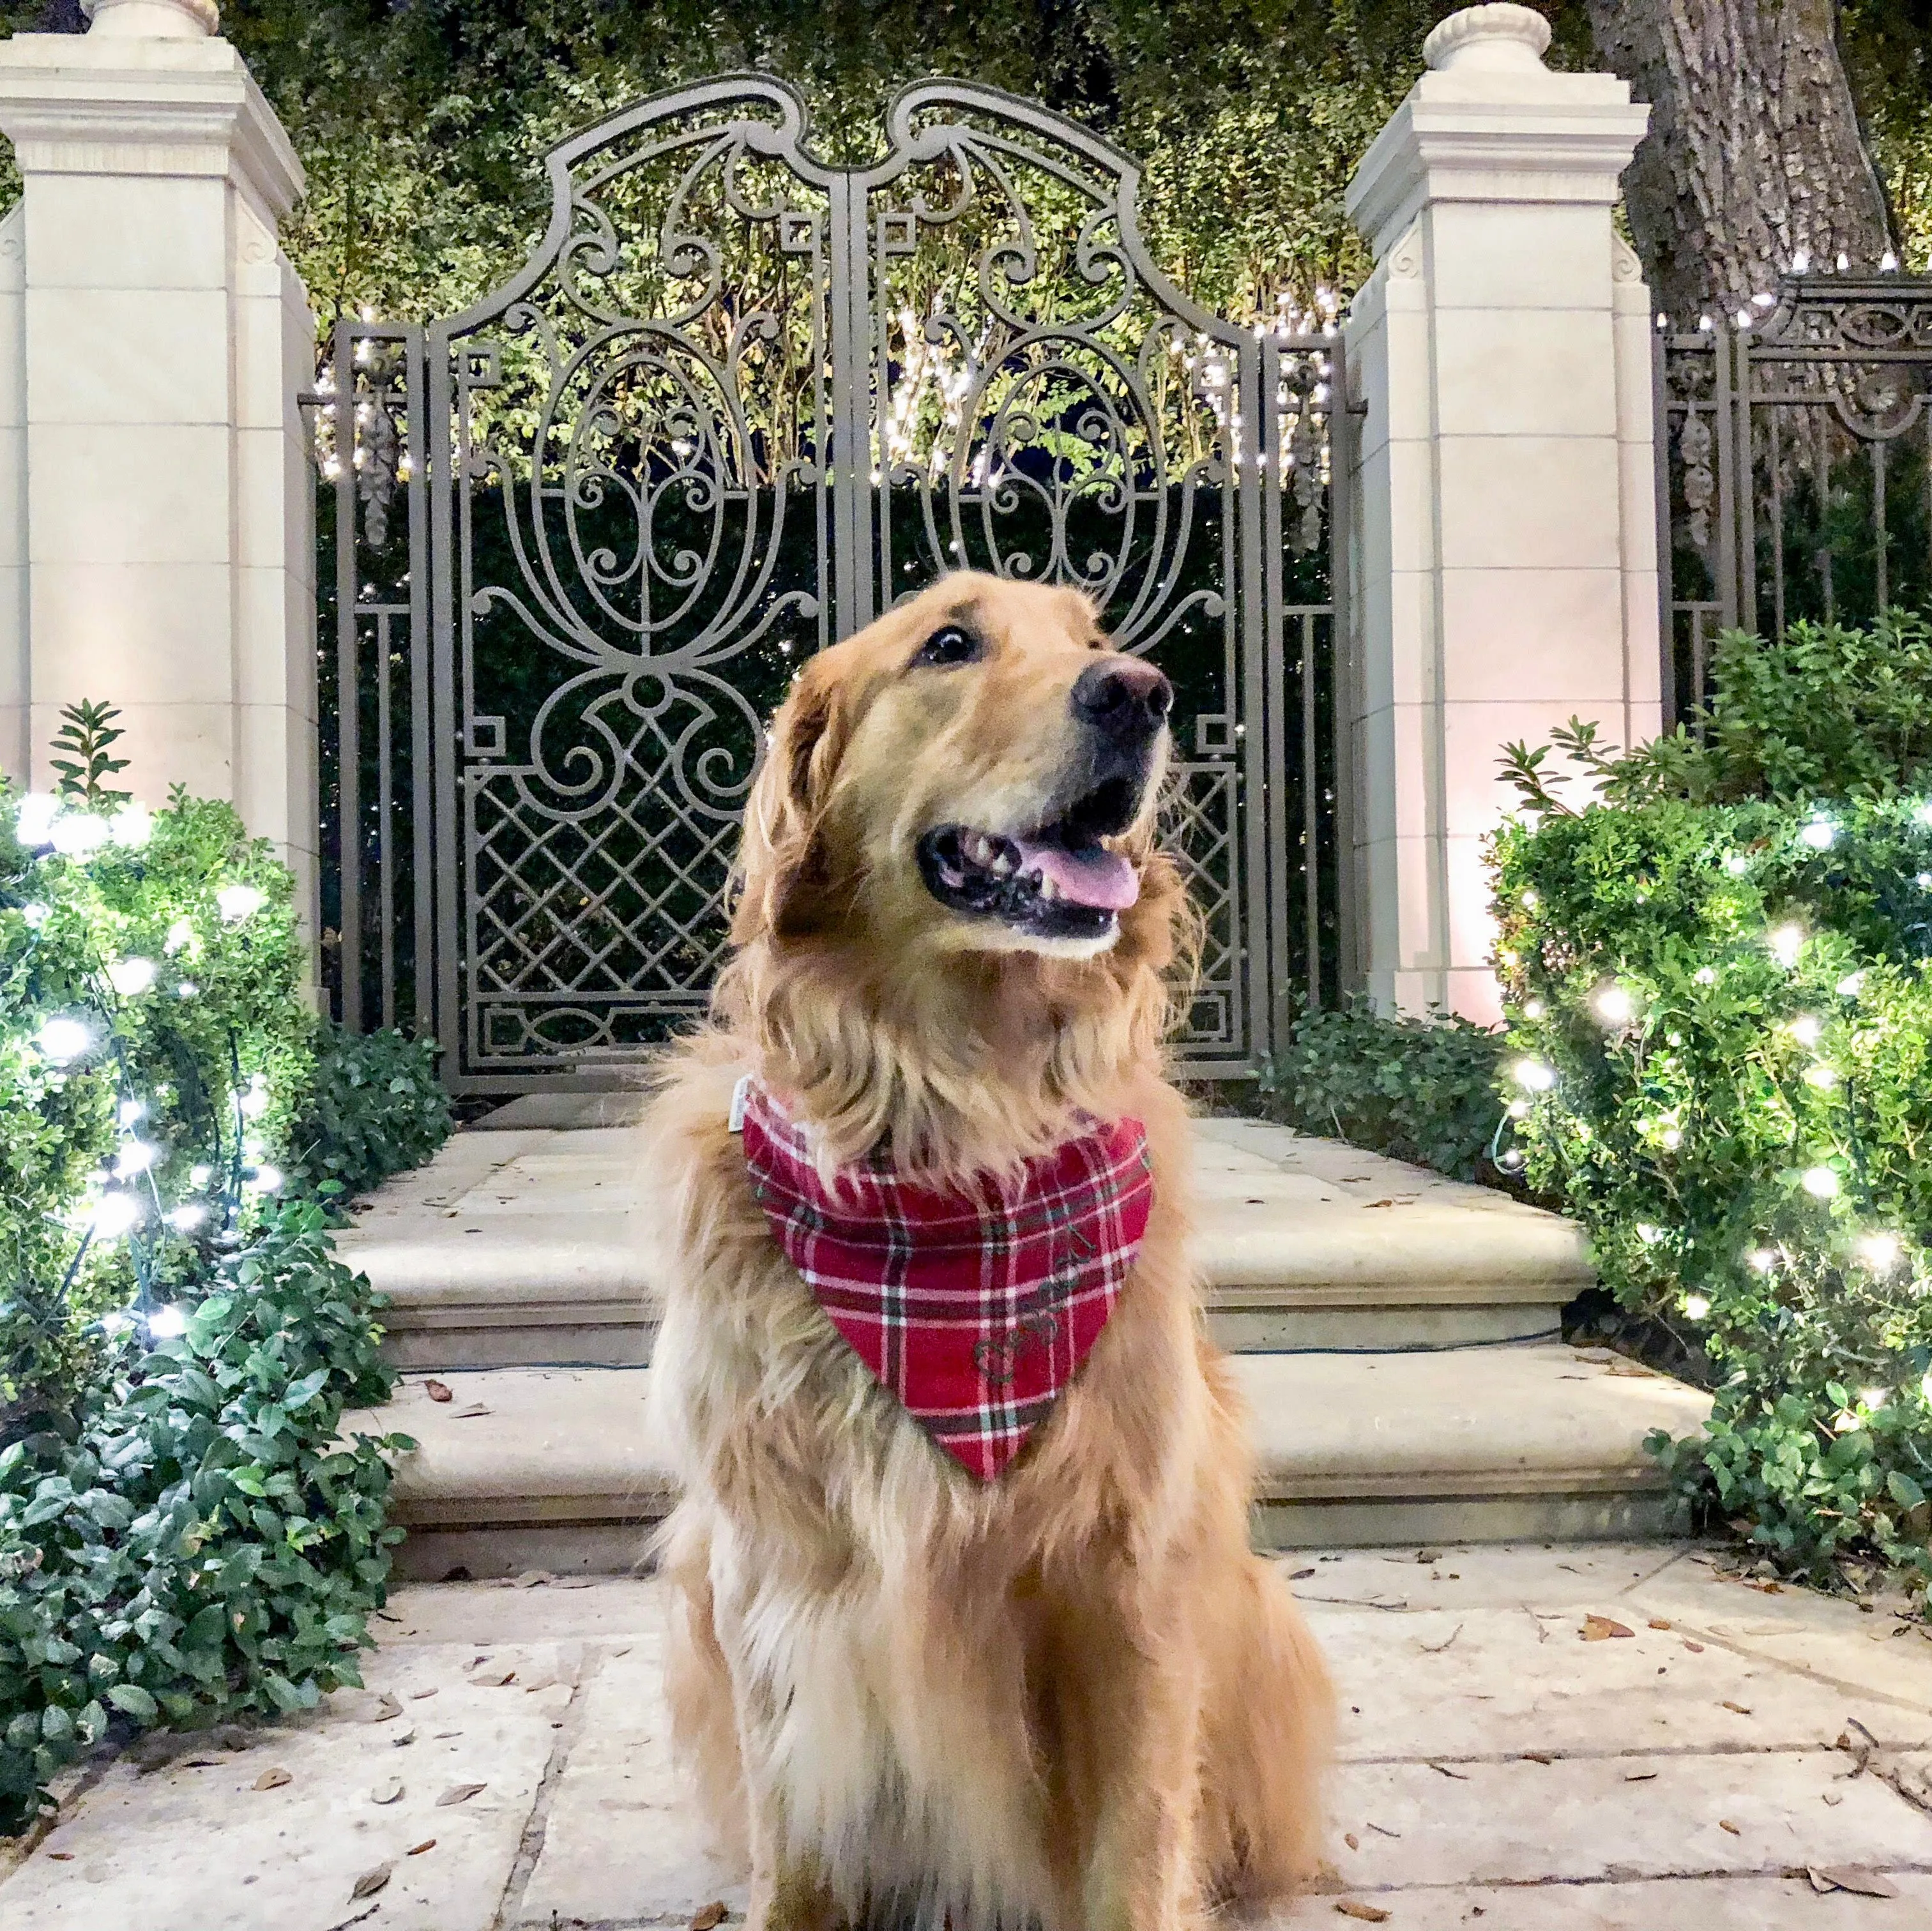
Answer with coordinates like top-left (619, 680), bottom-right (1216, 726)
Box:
top-left (1252, 1001), bottom-right (1511, 1185)
top-left (0, 738), bottom-right (452, 1831)
top-left (1492, 621), bottom-right (1932, 1593)
top-left (0, 1), bottom-right (1599, 332)
top-left (0, 1202), bottom-right (404, 1831)
top-left (46, 701), bottom-right (130, 808)
top-left (1499, 616), bottom-right (1932, 815)
top-left (289, 1024), bottom-right (452, 1206)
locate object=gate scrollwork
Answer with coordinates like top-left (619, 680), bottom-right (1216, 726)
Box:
top-left (324, 75), bottom-right (1344, 1090)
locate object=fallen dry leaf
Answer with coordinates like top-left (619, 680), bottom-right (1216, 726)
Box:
top-left (1813, 1867), bottom-right (1899, 1898)
top-left (455, 1403), bottom-right (492, 1418)
top-left (437, 1782), bottom-right (487, 1807)
top-left (513, 1569), bottom-right (554, 1589)
top-left (252, 1766), bottom-right (291, 1791)
top-left (1624, 1769), bottom-right (1658, 1782)
top-left (1424, 1761), bottom-right (1468, 1780)
top-left (1648, 1618), bottom-right (1672, 1630)
top-left (407, 1838), bottom-right (437, 1856)
top-left (1335, 1904), bottom-right (1390, 1923)
top-left (409, 1686), bottom-right (438, 1700)
top-left (469, 1667), bottom-right (517, 1688)
top-left (1344, 1832), bottom-right (1360, 1851)
top-left (691, 1904), bottom-right (728, 1931)
top-left (1823, 1792), bottom-right (1845, 1808)
top-left (365, 1691), bottom-right (403, 1724)
top-left (423, 1379), bottom-right (453, 1403)
top-left (1287, 1567), bottom-right (1317, 1582)
top-left (1720, 1701), bottom-right (1753, 1716)
top-left (1522, 1752), bottom-right (1554, 1765)
top-left (370, 1778), bottom-right (404, 1805)
top-left (1682, 1640), bottom-right (1705, 1653)
top-left (350, 1861), bottom-right (393, 1901)
top-left (1718, 1819), bottom-right (1740, 1836)
top-left (1581, 1614), bottom-right (1634, 1642)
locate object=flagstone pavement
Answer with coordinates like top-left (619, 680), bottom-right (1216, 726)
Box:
top-left (5, 1542), bottom-right (1932, 1930)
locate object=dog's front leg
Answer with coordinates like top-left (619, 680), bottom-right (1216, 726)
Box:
top-left (736, 1716), bottom-right (842, 1931)
top-left (1058, 1629), bottom-right (1205, 1931)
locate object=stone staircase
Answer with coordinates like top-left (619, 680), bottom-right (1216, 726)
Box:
top-left (340, 1099), bottom-right (1712, 1580)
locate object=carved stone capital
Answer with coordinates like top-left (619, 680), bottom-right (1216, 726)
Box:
top-left (1423, 4), bottom-right (1552, 74)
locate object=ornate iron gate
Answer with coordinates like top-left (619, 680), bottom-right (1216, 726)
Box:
top-left (317, 77), bottom-right (1346, 1094)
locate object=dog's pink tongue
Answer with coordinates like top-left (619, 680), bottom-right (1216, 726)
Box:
top-left (1011, 838), bottom-right (1139, 911)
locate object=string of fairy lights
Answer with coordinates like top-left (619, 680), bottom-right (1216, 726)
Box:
top-left (8, 789), bottom-right (282, 1347)
top-left (1496, 798), bottom-right (1932, 1425)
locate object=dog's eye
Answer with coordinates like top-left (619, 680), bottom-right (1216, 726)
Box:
top-left (910, 625), bottom-right (982, 670)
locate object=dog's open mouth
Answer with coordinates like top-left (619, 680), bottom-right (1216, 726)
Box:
top-left (916, 776), bottom-right (1142, 941)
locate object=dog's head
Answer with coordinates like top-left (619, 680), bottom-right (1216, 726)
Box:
top-left (734, 572), bottom-right (1175, 965)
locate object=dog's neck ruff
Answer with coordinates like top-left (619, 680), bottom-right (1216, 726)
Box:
top-left (738, 1081), bottom-right (1153, 1483)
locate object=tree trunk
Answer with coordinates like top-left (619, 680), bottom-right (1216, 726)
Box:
top-left (1585, 0), bottom-right (1892, 321)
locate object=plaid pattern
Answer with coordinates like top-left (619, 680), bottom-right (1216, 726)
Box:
top-left (740, 1083), bottom-right (1153, 1483)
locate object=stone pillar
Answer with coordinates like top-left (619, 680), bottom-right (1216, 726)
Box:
top-left (1342, 3), bottom-right (1657, 1022)
top-left (0, 0), bottom-right (317, 944)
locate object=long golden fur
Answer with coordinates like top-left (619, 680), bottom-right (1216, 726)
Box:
top-left (644, 573), bottom-right (1333, 1931)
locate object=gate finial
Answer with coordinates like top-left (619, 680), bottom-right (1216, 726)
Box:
top-left (1422, 3), bottom-right (1551, 72)
top-left (82, 0), bottom-right (219, 37)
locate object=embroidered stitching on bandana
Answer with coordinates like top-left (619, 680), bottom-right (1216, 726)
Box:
top-left (740, 1083), bottom-right (1153, 1482)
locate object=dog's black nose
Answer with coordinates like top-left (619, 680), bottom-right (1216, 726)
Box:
top-left (1071, 657), bottom-right (1173, 743)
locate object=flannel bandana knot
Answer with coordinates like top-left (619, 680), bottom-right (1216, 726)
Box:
top-left (739, 1082), bottom-right (1153, 1482)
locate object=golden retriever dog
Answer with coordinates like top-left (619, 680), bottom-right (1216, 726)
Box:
top-left (644, 572), bottom-right (1332, 1931)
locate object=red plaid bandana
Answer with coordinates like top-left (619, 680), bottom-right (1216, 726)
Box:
top-left (738, 1082), bottom-right (1153, 1482)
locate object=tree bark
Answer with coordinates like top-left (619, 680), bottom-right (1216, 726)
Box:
top-left (1585, 0), bottom-right (1892, 321)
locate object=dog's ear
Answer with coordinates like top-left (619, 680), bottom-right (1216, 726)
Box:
top-left (731, 662), bottom-right (851, 944)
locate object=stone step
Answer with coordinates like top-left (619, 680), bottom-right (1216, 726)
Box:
top-left (338, 1114), bottom-right (1592, 1369)
top-left (352, 1345), bottom-right (1713, 1582)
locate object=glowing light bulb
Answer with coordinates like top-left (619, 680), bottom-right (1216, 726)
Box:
top-left (146, 1305), bottom-right (188, 1340)
top-left (1512, 1058), bottom-right (1556, 1092)
top-left (1747, 1248), bottom-right (1777, 1272)
top-left (107, 804), bottom-right (151, 848)
top-left (113, 1140), bottom-right (158, 1178)
top-left (1694, 966), bottom-right (1717, 985)
top-left (1522, 998), bottom-right (1545, 1020)
top-left (1836, 973), bottom-right (1866, 997)
top-left (1802, 1064), bottom-right (1839, 1090)
top-left (13, 792), bottom-right (57, 845)
top-left (49, 813), bottom-right (108, 856)
top-left (1724, 855), bottom-right (1750, 876)
top-left (1768, 925), bottom-right (1806, 967)
top-left (1797, 817), bottom-right (1836, 850)
top-left (1858, 1232), bottom-right (1902, 1273)
top-left (36, 1016), bottom-right (91, 1064)
top-left (1636, 1223), bottom-right (1661, 1243)
top-left (1860, 1385), bottom-right (1887, 1411)
top-left (22, 903), bottom-right (47, 927)
top-left (216, 883), bottom-right (266, 924)
top-left (248, 1163), bottom-right (284, 1195)
top-left (93, 1191), bottom-right (142, 1238)
top-left (189, 1164), bottom-right (213, 1187)
top-left (1786, 1015), bottom-right (1822, 1047)
top-left (118, 1098), bottom-right (146, 1128)
top-left (165, 1204), bottom-right (207, 1232)
top-left (1594, 984), bottom-right (1636, 1025)
top-left (1801, 1165), bottom-right (1840, 1199)
top-left (105, 956), bottom-right (157, 997)
top-left (1681, 1294), bottom-right (1710, 1320)
top-left (164, 918), bottom-right (197, 957)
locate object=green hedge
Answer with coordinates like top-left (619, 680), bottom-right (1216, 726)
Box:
top-left (1254, 1001), bottom-right (1511, 1186)
top-left (1493, 618), bottom-right (1932, 1592)
top-left (0, 740), bottom-right (450, 1831)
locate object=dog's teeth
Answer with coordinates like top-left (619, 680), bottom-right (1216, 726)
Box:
top-left (966, 833), bottom-right (995, 867)
top-left (1037, 872), bottom-right (1061, 902)
top-left (989, 847), bottom-right (1015, 877)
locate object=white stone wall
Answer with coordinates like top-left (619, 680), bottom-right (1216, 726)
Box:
top-left (1343, 3), bottom-right (1660, 1021)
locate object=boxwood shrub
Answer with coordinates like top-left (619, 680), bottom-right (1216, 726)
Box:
top-left (1493, 617), bottom-right (1932, 1594)
top-left (0, 740), bottom-right (449, 1831)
